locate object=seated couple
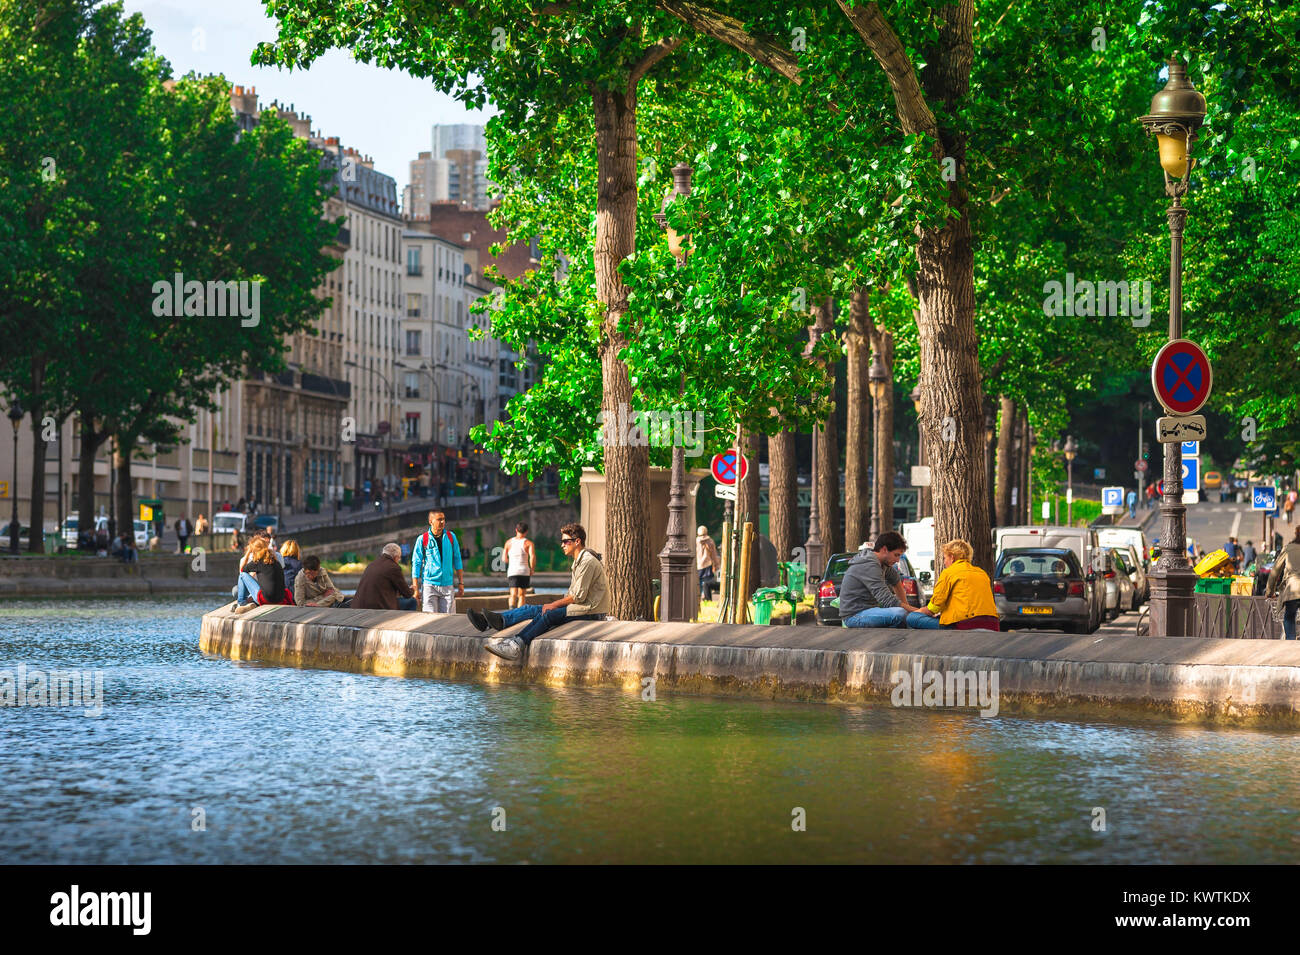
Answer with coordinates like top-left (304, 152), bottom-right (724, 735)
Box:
top-left (841, 533), bottom-right (998, 631)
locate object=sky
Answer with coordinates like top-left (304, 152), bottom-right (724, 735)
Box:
top-left (120, 0), bottom-right (494, 188)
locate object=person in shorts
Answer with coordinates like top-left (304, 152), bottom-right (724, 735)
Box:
top-left (503, 522), bottom-right (536, 608)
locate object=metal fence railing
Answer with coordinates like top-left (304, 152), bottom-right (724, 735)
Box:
top-left (1191, 594), bottom-right (1281, 639)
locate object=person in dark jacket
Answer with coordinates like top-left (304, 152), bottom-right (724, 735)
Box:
top-left (353, 543), bottom-right (417, 611)
top-left (280, 539), bottom-right (303, 596)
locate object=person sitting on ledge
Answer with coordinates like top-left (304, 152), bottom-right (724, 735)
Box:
top-left (352, 543), bottom-right (418, 611)
top-left (295, 555), bottom-right (350, 608)
top-left (231, 537), bottom-right (289, 613)
top-left (470, 522), bottom-right (609, 662)
top-left (840, 531), bottom-right (922, 628)
top-left (905, 538), bottom-right (999, 631)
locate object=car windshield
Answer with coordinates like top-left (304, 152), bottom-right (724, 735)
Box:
top-left (1113, 551), bottom-right (1132, 573)
top-left (996, 550), bottom-right (1081, 578)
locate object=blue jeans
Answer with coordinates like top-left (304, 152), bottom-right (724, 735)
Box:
top-left (906, 611), bottom-right (945, 629)
top-left (398, 596), bottom-right (418, 611)
top-left (235, 571), bottom-right (261, 605)
top-left (499, 604), bottom-right (603, 645)
top-left (843, 606), bottom-right (907, 628)
top-left (1284, 600), bottom-right (1299, 641)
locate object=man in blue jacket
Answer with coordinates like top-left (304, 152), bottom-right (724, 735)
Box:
top-left (411, 509), bottom-right (464, 613)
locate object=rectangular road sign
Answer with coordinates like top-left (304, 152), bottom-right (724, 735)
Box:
top-left (1180, 457), bottom-right (1200, 492)
top-left (1155, 417), bottom-right (1207, 444)
top-left (1252, 486), bottom-right (1277, 511)
top-left (714, 483), bottom-right (736, 502)
top-left (910, 465), bottom-right (931, 487)
top-left (1102, 486), bottom-right (1124, 508)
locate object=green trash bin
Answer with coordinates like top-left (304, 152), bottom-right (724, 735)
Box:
top-left (752, 588), bottom-right (782, 626)
top-left (342, 487), bottom-right (354, 506)
top-left (780, 561), bottom-right (807, 599)
top-left (306, 493), bottom-right (322, 514)
top-left (1195, 576), bottom-right (1232, 595)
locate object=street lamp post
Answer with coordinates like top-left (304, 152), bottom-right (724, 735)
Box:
top-left (868, 352), bottom-right (889, 538)
top-left (653, 162), bottom-right (695, 622)
top-left (1060, 434), bottom-right (1078, 525)
top-left (1140, 54), bottom-right (1207, 637)
top-left (7, 401), bottom-right (22, 554)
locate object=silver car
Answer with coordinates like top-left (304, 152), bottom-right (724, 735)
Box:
top-left (1104, 548), bottom-right (1137, 617)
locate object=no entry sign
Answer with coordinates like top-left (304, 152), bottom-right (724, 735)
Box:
top-left (710, 450), bottom-right (748, 486)
top-left (1152, 339), bottom-right (1213, 416)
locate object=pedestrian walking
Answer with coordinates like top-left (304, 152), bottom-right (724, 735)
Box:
top-left (411, 509), bottom-right (464, 613)
top-left (472, 523), bottom-right (609, 662)
top-left (1224, 536), bottom-right (1243, 570)
top-left (194, 513), bottom-right (209, 536)
top-left (502, 522), bottom-right (535, 609)
top-left (1265, 526), bottom-right (1300, 640)
top-left (174, 515), bottom-right (192, 553)
top-left (1286, 490), bottom-right (1297, 524)
top-left (696, 525), bottom-right (721, 601)
top-left (1126, 490), bottom-right (1137, 520)
top-left (1242, 540), bottom-right (1257, 571)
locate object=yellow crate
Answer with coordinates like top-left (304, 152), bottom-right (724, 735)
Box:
top-left (1231, 575), bottom-right (1255, 596)
top-left (1194, 549), bottom-right (1233, 577)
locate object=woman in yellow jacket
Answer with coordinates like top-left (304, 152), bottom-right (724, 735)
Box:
top-left (905, 538), bottom-right (1000, 630)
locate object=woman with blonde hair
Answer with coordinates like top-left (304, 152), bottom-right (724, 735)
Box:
top-left (280, 539), bottom-right (303, 596)
top-left (232, 535), bottom-right (289, 612)
top-left (906, 538), bottom-right (999, 631)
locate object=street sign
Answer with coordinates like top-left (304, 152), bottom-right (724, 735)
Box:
top-left (1252, 486), bottom-right (1277, 511)
top-left (1180, 440), bottom-right (1199, 458)
top-left (1094, 468), bottom-right (1106, 480)
top-left (1155, 416), bottom-right (1207, 444)
top-left (1041, 501), bottom-right (1051, 520)
top-left (710, 450), bottom-right (748, 486)
top-left (910, 465), bottom-right (931, 487)
top-left (1134, 459), bottom-right (1148, 472)
top-left (140, 505), bottom-right (153, 521)
top-left (1102, 487), bottom-right (1123, 507)
top-left (1185, 490), bottom-right (1200, 505)
top-left (1180, 457), bottom-right (1200, 492)
top-left (714, 483), bottom-right (737, 502)
top-left (1152, 339), bottom-right (1213, 415)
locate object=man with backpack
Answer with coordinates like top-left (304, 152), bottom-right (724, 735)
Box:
top-left (411, 509), bottom-right (464, 613)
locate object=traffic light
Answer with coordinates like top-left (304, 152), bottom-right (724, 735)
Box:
top-left (1142, 442), bottom-right (1150, 460)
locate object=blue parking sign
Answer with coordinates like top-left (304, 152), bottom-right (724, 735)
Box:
top-left (1102, 486), bottom-right (1123, 508)
top-left (1252, 486), bottom-right (1277, 511)
top-left (1180, 457), bottom-right (1199, 491)
top-left (1180, 440), bottom-right (1199, 458)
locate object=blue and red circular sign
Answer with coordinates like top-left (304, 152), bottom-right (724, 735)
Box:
top-left (1151, 338), bottom-right (1212, 416)
top-left (710, 450), bottom-right (748, 485)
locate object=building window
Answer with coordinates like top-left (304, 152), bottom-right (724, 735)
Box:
top-left (404, 372), bottom-right (420, 399)
top-left (404, 413), bottom-right (420, 441)
top-left (406, 329), bottom-right (421, 356)
top-left (406, 246), bottom-right (421, 276)
top-left (406, 292), bottom-right (420, 318)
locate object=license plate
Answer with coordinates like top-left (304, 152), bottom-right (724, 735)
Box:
top-left (1020, 606), bottom-right (1053, 615)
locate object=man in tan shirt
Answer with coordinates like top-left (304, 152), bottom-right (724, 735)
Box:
top-left (470, 522), bottom-right (609, 662)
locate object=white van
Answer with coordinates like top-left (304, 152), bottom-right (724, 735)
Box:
top-left (900, 517), bottom-right (936, 603)
top-left (1097, 526), bottom-right (1150, 567)
top-left (211, 512), bottom-right (250, 534)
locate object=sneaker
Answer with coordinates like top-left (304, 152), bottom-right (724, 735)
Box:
top-left (484, 610), bottom-right (507, 632)
top-left (483, 635), bottom-right (524, 662)
top-left (233, 602), bottom-right (259, 615)
top-left (466, 608), bottom-right (490, 632)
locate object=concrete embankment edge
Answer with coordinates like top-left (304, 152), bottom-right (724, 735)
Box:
top-left (199, 606), bottom-right (1300, 728)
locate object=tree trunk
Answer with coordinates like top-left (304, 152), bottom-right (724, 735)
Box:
top-left (844, 287), bottom-right (871, 549)
top-left (76, 413), bottom-right (107, 539)
top-left (592, 87), bottom-right (650, 620)
top-left (1017, 406), bottom-right (1031, 524)
top-left (914, 215), bottom-right (991, 571)
top-left (739, 429), bottom-right (761, 593)
top-left (114, 436), bottom-right (134, 545)
top-left (26, 396), bottom-right (46, 554)
top-left (768, 430), bottom-right (797, 565)
top-left (996, 395), bottom-right (1015, 525)
top-left (817, 387), bottom-right (841, 556)
top-left (869, 325), bottom-right (896, 537)
top-left (983, 394), bottom-right (997, 554)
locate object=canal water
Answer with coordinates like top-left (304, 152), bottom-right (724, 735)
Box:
top-left (2, 595), bottom-right (1298, 864)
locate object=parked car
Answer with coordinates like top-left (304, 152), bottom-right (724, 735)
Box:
top-left (63, 514), bottom-right (110, 547)
top-left (993, 547), bottom-right (1097, 633)
top-left (1097, 526), bottom-right (1150, 570)
top-left (210, 512), bottom-right (249, 535)
top-left (1118, 543), bottom-right (1148, 605)
top-left (996, 525), bottom-right (1105, 629)
top-left (1203, 470), bottom-right (1223, 489)
top-left (0, 521), bottom-right (31, 546)
top-left (132, 519), bottom-right (149, 547)
top-left (815, 549), bottom-right (921, 627)
top-left (253, 514), bottom-right (280, 532)
top-left (1106, 547), bottom-right (1138, 615)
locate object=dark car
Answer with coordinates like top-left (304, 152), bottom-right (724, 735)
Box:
top-left (993, 547), bottom-right (1097, 633)
top-left (815, 549), bottom-right (920, 626)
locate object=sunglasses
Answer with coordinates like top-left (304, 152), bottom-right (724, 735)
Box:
top-left (561, 538), bottom-right (576, 545)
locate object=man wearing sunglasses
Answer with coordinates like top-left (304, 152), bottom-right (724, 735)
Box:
top-left (469, 522), bottom-right (609, 661)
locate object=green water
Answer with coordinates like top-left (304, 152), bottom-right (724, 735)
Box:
top-left (1, 595), bottom-right (1298, 863)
